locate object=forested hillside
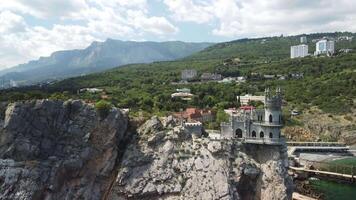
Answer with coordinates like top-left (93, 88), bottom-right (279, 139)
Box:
top-left (1, 32), bottom-right (355, 118)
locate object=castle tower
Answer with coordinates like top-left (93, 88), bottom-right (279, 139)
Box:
top-left (264, 88), bottom-right (282, 125)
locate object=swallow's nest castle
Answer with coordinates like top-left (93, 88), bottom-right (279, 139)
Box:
top-left (221, 88), bottom-right (285, 145)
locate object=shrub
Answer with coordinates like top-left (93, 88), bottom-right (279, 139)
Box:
top-left (95, 100), bottom-right (113, 118)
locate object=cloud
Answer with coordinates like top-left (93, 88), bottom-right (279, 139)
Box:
top-left (0, 0), bottom-right (178, 69)
top-left (163, 0), bottom-right (356, 37)
top-left (1, 0), bottom-right (356, 69)
top-left (0, 11), bottom-right (26, 33)
top-left (0, 0), bottom-right (88, 18)
top-left (127, 10), bottom-right (178, 35)
top-left (163, 0), bottom-right (214, 23)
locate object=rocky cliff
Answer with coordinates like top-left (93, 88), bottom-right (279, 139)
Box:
top-left (110, 116), bottom-right (293, 200)
top-left (283, 108), bottom-right (356, 144)
top-left (0, 101), bottom-right (292, 200)
top-left (0, 100), bottom-right (128, 200)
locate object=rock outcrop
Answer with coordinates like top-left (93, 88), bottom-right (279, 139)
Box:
top-left (283, 108), bottom-right (356, 144)
top-left (0, 102), bottom-right (292, 200)
top-left (0, 100), bottom-right (128, 200)
top-left (110, 117), bottom-right (293, 200)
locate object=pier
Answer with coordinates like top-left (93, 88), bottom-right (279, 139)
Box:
top-left (289, 166), bottom-right (356, 183)
top-left (287, 142), bottom-right (350, 156)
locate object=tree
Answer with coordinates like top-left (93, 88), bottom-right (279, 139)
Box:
top-left (216, 110), bottom-right (229, 124)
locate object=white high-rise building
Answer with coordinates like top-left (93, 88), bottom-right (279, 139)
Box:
top-left (300, 36), bottom-right (307, 43)
top-left (315, 39), bottom-right (335, 55)
top-left (290, 44), bottom-right (308, 58)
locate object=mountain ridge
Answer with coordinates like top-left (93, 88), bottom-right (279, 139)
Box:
top-left (0, 40), bottom-right (213, 85)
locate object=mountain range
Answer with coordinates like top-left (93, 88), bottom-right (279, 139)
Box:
top-left (0, 39), bottom-right (212, 85)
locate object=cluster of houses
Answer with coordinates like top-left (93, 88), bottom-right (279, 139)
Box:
top-left (291, 35), bottom-right (353, 59)
top-left (249, 72), bottom-right (304, 81)
top-left (180, 69), bottom-right (246, 84)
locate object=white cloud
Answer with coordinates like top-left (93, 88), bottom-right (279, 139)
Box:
top-left (0, 11), bottom-right (26, 33)
top-left (0, 0), bottom-right (178, 69)
top-left (127, 10), bottom-right (178, 35)
top-left (163, 0), bottom-right (214, 23)
top-left (0, 0), bottom-right (88, 18)
top-left (2, 0), bottom-right (356, 69)
top-left (164, 0), bottom-right (356, 37)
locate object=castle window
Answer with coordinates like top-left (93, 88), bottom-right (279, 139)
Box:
top-left (269, 114), bottom-right (273, 123)
top-left (252, 131), bottom-right (256, 137)
top-left (235, 129), bottom-right (243, 138)
top-left (260, 131), bottom-right (264, 138)
top-left (269, 132), bottom-right (273, 138)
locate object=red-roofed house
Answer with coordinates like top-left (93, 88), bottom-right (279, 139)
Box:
top-left (174, 108), bottom-right (215, 122)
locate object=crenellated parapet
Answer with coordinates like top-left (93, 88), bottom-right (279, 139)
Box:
top-left (264, 88), bottom-right (282, 110)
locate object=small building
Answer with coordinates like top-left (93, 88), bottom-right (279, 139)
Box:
top-left (338, 36), bottom-right (353, 41)
top-left (176, 88), bottom-right (191, 93)
top-left (291, 110), bottom-right (300, 116)
top-left (289, 73), bottom-right (304, 79)
top-left (79, 88), bottom-right (104, 93)
top-left (300, 36), bottom-right (307, 44)
top-left (263, 74), bottom-right (275, 79)
top-left (238, 95), bottom-right (265, 106)
top-left (219, 77), bottom-right (236, 83)
top-left (291, 44), bottom-right (309, 58)
top-left (339, 49), bottom-right (352, 53)
top-left (171, 92), bottom-right (194, 100)
top-left (174, 108), bottom-right (215, 123)
top-left (224, 108), bottom-right (239, 116)
top-left (200, 73), bottom-right (223, 81)
top-left (181, 69), bottom-right (197, 81)
top-left (237, 76), bottom-right (246, 83)
top-left (278, 75), bottom-right (286, 80)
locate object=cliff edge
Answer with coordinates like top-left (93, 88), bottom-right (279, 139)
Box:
top-left (110, 116), bottom-right (293, 200)
top-left (0, 100), bottom-right (128, 200)
top-left (0, 102), bottom-right (292, 200)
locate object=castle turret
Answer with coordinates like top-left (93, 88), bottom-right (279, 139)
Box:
top-left (264, 88), bottom-right (282, 125)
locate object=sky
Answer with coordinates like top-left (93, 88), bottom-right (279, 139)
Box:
top-left (0, 0), bottom-right (356, 69)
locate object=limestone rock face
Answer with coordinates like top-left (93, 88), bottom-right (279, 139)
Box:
top-left (0, 100), bottom-right (128, 200)
top-left (110, 116), bottom-right (293, 200)
top-left (0, 107), bottom-right (292, 200)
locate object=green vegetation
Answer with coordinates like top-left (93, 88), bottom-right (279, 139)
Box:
top-left (310, 180), bottom-right (356, 200)
top-left (95, 100), bottom-right (113, 118)
top-left (314, 158), bottom-right (356, 175)
top-left (330, 158), bottom-right (356, 167)
top-left (0, 32), bottom-right (355, 117)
